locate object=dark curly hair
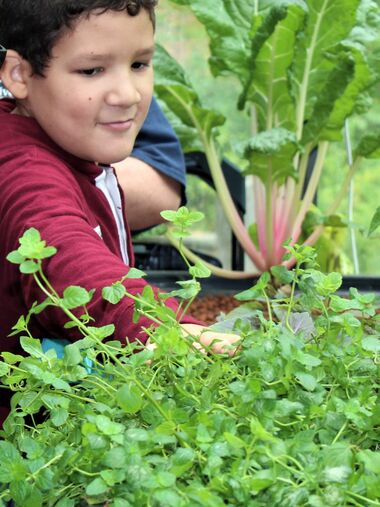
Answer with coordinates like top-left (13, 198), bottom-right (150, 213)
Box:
top-left (0, 0), bottom-right (158, 76)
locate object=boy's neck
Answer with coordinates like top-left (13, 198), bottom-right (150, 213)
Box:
top-left (11, 103), bottom-right (29, 117)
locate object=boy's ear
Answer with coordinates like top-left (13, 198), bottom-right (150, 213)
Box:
top-left (0, 50), bottom-right (33, 100)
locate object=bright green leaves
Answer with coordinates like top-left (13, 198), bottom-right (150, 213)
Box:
top-left (2, 217), bottom-right (380, 506)
top-left (368, 206), bottom-right (380, 237)
top-left (11, 228), bottom-right (56, 260)
top-left (62, 286), bottom-right (94, 310)
top-left (292, 0), bottom-right (362, 125)
top-left (235, 272), bottom-right (270, 301)
top-left (169, 0), bottom-right (254, 82)
top-left (0, 441), bottom-right (27, 483)
top-left (102, 269), bottom-right (146, 305)
top-left (85, 477), bottom-right (108, 496)
top-left (243, 128), bottom-right (299, 184)
top-left (6, 228), bottom-right (56, 274)
top-left (161, 206), bottom-right (204, 239)
top-left (102, 281), bottom-right (127, 305)
top-left (116, 384), bottom-right (143, 414)
top-left (154, 44), bottom-right (225, 145)
top-left (308, 270), bottom-right (343, 296)
top-left (354, 131), bottom-right (380, 159)
top-left (161, 207), bottom-right (211, 282)
top-left (239, 2), bottom-right (306, 131)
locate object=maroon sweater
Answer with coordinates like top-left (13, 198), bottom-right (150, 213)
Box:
top-left (0, 99), bottom-right (200, 422)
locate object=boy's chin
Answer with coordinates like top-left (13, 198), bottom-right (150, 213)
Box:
top-left (97, 153), bottom-right (132, 165)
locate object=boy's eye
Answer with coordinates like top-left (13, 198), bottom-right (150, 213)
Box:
top-left (78, 67), bottom-right (104, 77)
top-left (131, 61), bottom-right (150, 70)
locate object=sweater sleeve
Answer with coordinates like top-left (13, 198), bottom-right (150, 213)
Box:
top-left (1, 151), bottom-right (202, 345)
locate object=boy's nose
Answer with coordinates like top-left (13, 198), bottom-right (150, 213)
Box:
top-left (106, 78), bottom-right (141, 107)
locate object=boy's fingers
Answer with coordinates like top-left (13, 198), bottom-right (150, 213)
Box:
top-left (199, 332), bottom-right (241, 356)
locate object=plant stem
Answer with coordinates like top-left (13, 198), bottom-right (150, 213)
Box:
top-left (287, 156), bottom-right (362, 265)
top-left (204, 137), bottom-right (266, 270)
top-left (332, 420), bottom-right (348, 444)
top-left (166, 230), bottom-right (259, 279)
top-left (290, 141), bottom-right (329, 244)
top-left (165, 86), bottom-right (266, 270)
top-left (344, 119), bottom-right (360, 273)
top-left (264, 171), bottom-right (274, 268)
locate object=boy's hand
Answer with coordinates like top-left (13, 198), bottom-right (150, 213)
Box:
top-left (180, 323), bottom-right (241, 356)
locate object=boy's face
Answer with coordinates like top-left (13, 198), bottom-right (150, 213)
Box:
top-left (18, 9), bottom-right (154, 164)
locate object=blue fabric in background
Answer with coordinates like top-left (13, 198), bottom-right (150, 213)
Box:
top-left (41, 338), bottom-right (93, 372)
top-left (41, 337), bottom-right (70, 358)
top-left (132, 97), bottom-right (187, 188)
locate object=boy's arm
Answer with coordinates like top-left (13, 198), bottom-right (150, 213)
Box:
top-left (115, 98), bottom-right (186, 231)
top-left (114, 156), bottom-right (181, 231)
top-left (0, 153), bottom-right (199, 346)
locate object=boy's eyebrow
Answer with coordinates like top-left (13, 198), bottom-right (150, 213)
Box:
top-left (134, 46), bottom-right (156, 57)
top-left (73, 46), bottom-right (155, 62)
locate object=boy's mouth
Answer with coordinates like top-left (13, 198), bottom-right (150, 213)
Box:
top-left (98, 119), bottom-right (134, 132)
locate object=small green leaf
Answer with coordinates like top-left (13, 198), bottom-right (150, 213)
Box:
top-left (271, 265), bottom-right (294, 284)
top-left (362, 336), bottom-right (380, 352)
top-left (63, 343), bottom-right (83, 366)
top-left (20, 337), bottom-right (45, 359)
top-left (161, 210), bottom-right (178, 222)
top-left (102, 282), bottom-right (126, 304)
top-left (170, 448), bottom-right (196, 476)
top-left (311, 270), bottom-right (342, 296)
top-left (63, 286), bottom-right (93, 309)
top-left (51, 408), bottom-right (69, 427)
top-left (110, 499), bottom-right (131, 507)
top-left (1, 352), bottom-right (24, 364)
top-left (250, 418), bottom-right (277, 442)
top-left (87, 324), bottom-right (115, 340)
top-left (368, 206), bottom-right (380, 237)
top-left (85, 477), bottom-right (108, 496)
top-left (95, 415), bottom-right (124, 435)
top-left (168, 279), bottom-right (201, 300)
top-left (189, 261), bottom-right (212, 279)
top-left (6, 250), bottom-right (25, 264)
top-left (295, 350), bottom-right (321, 368)
top-left (17, 227), bottom-right (57, 261)
top-left (236, 272), bottom-right (270, 301)
top-left (116, 384), bottom-right (142, 414)
top-left (296, 372), bottom-right (317, 391)
top-left (223, 432), bottom-right (246, 449)
top-left (55, 498), bottom-right (75, 507)
top-left (0, 362), bottom-right (9, 376)
top-left (20, 260), bottom-right (40, 274)
top-left (323, 465), bottom-right (351, 483)
top-left (358, 450), bottom-right (380, 474)
top-left (124, 268), bottom-right (146, 279)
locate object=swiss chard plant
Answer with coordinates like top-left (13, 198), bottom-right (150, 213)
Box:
top-left (154, 0), bottom-right (380, 274)
top-left (0, 221), bottom-right (379, 506)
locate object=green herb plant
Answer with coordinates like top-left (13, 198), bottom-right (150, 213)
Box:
top-left (0, 209), bottom-right (379, 506)
top-left (154, 0), bottom-right (380, 274)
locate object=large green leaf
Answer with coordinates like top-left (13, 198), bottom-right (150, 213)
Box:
top-left (239, 2), bottom-right (306, 131)
top-left (154, 44), bottom-right (225, 142)
top-left (169, 0), bottom-right (254, 82)
top-left (318, 44), bottom-right (373, 141)
top-left (243, 128), bottom-right (299, 184)
top-left (354, 131), bottom-right (380, 159)
top-left (291, 0), bottom-right (362, 127)
top-left (301, 50), bottom-right (356, 144)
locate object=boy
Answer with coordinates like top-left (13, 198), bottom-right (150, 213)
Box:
top-left (0, 0), bottom-right (240, 414)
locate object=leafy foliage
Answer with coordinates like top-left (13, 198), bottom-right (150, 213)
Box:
top-left (0, 227), bottom-right (379, 506)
